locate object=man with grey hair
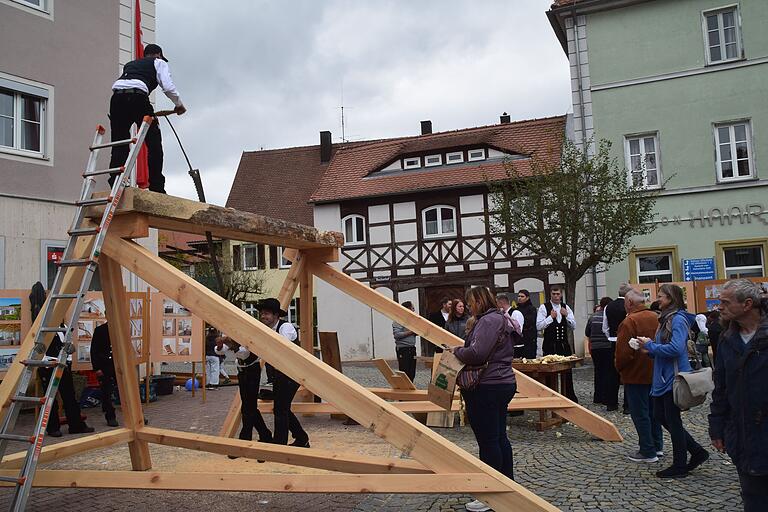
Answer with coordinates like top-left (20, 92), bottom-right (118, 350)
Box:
top-left (709, 279), bottom-right (768, 511)
top-left (598, 283), bottom-right (632, 411)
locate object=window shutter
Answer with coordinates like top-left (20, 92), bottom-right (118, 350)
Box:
top-left (258, 244), bottom-right (266, 269)
top-left (269, 246), bottom-right (278, 269)
top-left (233, 245), bottom-right (242, 270)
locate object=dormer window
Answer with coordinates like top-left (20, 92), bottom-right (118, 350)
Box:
top-left (468, 149), bottom-right (486, 161)
top-left (424, 154), bottom-right (442, 167)
top-left (446, 151), bottom-right (464, 164)
top-left (403, 157), bottom-right (421, 169)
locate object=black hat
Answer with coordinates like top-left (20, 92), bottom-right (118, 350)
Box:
top-left (144, 44), bottom-right (168, 62)
top-left (257, 298), bottom-right (288, 317)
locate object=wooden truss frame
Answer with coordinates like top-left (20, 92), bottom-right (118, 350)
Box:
top-left (0, 189), bottom-right (621, 511)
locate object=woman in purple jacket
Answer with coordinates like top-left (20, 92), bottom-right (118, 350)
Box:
top-left (450, 287), bottom-right (520, 512)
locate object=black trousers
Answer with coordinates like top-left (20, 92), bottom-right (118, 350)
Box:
top-left (238, 364), bottom-right (272, 442)
top-left (272, 372), bottom-right (308, 445)
top-left (98, 369), bottom-right (117, 421)
top-left (739, 471), bottom-right (768, 512)
top-left (39, 366), bottom-right (85, 434)
top-left (591, 347), bottom-right (619, 407)
top-left (653, 392), bottom-right (706, 470)
top-left (396, 346), bottom-right (417, 383)
top-left (522, 339), bottom-right (537, 359)
top-left (108, 92), bottom-right (165, 193)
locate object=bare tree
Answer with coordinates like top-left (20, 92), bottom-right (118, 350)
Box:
top-left (488, 137), bottom-right (661, 314)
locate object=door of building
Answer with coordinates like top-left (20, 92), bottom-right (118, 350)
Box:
top-left (423, 286), bottom-right (466, 317)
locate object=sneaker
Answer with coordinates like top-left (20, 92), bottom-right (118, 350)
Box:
top-left (686, 451), bottom-right (709, 472)
top-left (628, 451), bottom-right (659, 463)
top-left (222, 377), bottom-right (232, 385)
top-left (656, 450), bottom-right (664, 457)
top-left (106, 417), bottom-right (119, 427)
top-left (656, 466), bottom-right (689, 479)
top-left (205, 385), bottom-right (216, 390)
top-left (465, 500), bottom-right (491, 512)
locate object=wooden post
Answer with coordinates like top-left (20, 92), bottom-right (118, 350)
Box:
top-left (297, 258), bottom-right (315, 407)
top-left (100, 255), bottom-right (152, 471)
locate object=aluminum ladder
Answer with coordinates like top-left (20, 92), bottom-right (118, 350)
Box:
top-left (0, 116), bottom-right (153, 511)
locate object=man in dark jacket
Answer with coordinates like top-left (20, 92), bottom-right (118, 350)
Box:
top-left (424, 297), bottom-right (451, 357)
top-left (586, 297), bottom-right (614, 407)
top-left (91, 322), bottom-right (118, 427)
top-left (709, 279), bottom-right (768, 511)
top-left (108, 44), bottom-right (186, 193)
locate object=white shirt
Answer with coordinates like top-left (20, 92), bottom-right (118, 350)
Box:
top-left (272, 319), bottom-right (298, 343)
top-left (601, 297), bottom-right (624, 342)
top-left (536, 302), bottom-right (576, 331)
top-left (215, 343), bottom-right (252, 361)
top-left (112, 58), bottom-right (184, 108)
top-left (503, 307), bottom-right (525, 333)
top-left (441, 310), bottom-right (449, 323)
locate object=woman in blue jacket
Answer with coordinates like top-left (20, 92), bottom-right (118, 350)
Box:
top-left (638, 284), bottom-right (708, 478)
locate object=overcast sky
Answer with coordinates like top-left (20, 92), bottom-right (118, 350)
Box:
top-left (153, 0), bottom-right (571, 206)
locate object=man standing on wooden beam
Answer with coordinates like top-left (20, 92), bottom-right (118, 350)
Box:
top-left (259, 298), bottom-right (310, 448)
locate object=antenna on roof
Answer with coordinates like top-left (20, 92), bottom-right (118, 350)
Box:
top-left (338, 80), bottom-right (352, 143)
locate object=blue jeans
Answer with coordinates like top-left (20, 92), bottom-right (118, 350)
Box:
top-left (461, 383), bottom-right (517, 479)
top-left (625, 384), bottom-right (663, 457)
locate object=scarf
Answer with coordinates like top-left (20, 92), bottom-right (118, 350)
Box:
top-left (657, 307), bottom-right (678, 343)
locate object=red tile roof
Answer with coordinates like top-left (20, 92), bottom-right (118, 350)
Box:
top-left (226, 145), bottom-right (332, 226)
top-left (309, 116), bottom-right (566, 203)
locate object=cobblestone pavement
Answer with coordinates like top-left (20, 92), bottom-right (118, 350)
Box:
top-left (0, 362), bottom-right (743, 511)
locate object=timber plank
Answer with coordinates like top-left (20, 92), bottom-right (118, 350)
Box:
top-left (0, 429), bottom-right (133, 469)
top-left (0, 470), bottom-right (507, 493)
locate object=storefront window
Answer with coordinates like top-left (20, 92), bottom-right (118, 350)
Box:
top-left (637, 253), bottom-right (673, 283)
top-left (724, 246), bottom-right (764, 278)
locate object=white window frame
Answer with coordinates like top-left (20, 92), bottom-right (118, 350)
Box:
top-left (446, 151), bottom-right (464, 164)
top-left (0, 76), bottom-right (51, 161)
top-left (723, 245), bottom-right (764, 278)
top-left (341, 214), bottom-right (366, 246)
top-left (241, 244), bottom-right (259, 270)
top-left (421, 205), bottom-right (457, 239)
top-left (277, 247), bottom-right (292, 269)
top-left (468, 148), bottom-right (486, 162)
top-left (714, 120), bottom-right (754, 182)
top-left (424, 154), bottom-right (442, 167)
top-left (403, 157), bottom-right (421, 169)
top-left (1, 0), bottom-right (53, 17)
top-left (702, 5), bottom-right (743, 65)
top-left (40, 239), bottom-right (66, 290)
top-left (287, 298), bottom-right (298, 324)
top-left (242, 301), bottom-right (259, 318)
top-left (624, 133), bottom-right (662, 189)
top-left (636, 252), bottom-right (673, 284)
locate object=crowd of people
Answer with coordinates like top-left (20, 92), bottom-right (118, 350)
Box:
top-left (391, 279), bottom-right (765, 511)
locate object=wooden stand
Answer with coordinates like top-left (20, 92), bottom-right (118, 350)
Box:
top-left (0, 188), bottom-right (618, 511)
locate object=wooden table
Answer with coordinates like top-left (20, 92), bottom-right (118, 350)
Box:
top-left (512, 358), bottom-right (584, 431)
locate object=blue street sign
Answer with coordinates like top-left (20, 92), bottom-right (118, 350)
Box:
top-left (682, 258), bottom-right (716, 281)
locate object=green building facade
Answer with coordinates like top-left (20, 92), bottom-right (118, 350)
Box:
top-left (549, 0), bottom-right (768, 307)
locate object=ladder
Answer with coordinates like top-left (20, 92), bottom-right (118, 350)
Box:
top-left (0, 116), bottom-right (154, 511)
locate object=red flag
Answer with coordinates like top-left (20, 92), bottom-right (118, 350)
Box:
top-left (134, 0), bottom-right (149, 189)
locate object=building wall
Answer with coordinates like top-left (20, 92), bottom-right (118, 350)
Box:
top-left (570, 0), bottom-right (768, 295)
top-left (0, 0), bottom-right (157, 290)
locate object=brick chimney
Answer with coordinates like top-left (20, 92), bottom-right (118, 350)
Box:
top-left (420, 120), bottom-right (432, 135)
top-left (320, 131), bottom-right (332, 163)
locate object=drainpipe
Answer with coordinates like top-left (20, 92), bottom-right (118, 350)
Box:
top-left (571, 7), bottom-right (600, 309)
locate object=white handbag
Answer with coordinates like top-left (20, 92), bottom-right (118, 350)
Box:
top-left (672, 357), bottom-right (714, 411)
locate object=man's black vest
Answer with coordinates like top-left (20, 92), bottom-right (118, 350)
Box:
top-left (118, 57), bottom-right (158, 92)
top-left (604, 298), bottom-right (627, 338)
top-left (542, 302), bottom-right (572, 356)
top-left (265, 319), bottom-right (300, 380)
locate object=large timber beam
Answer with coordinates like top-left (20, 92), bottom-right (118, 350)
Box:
top-left (0, 429), bottom-right (133, 469)
top-left (254, 398), bottom-right (567, 414)
top-left (0, 470), bottom-right (507, 493)
top-left (136, 427), bottom-right (429, 474)
top-left (101, 235), bottom-right (557, 512)
top-left (308, 260), bottom-right (623, 442)
top-left (88, 188), bottom-right (343, 249)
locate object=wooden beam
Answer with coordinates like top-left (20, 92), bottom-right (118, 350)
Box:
top-left (252, 398), bottom-right (569, 415)
top-left (308, 260), bottom-right (622, 442)
top-left (101, 235), bottom-right (556, 512)
top-left (88, 188), bottom-right (343, 249)
top-left (0, 470), bottom-right (507, 494)
top-left (108, 213), bottom-right (149, 239)
top-left (136, 427), bottom-right (429, 474)
top-left (100, 255), bottom-right (152, 470)
top-left (277, 248), bottom-right (304, 310)
top-left (219, 392), bottom-right (242, 439)
top-left (372, 359), bottom-right (416, 390)
top-left (299, 259), bottom-right (314, 354)
top-left (0, 429), bottom-right (133, 469)
top-left (0, 235), bottom-right (94, 412)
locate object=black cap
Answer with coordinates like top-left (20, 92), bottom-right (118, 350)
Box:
top-left (257, 298), bottom-right (288, 317)
top-left (144, 44), bottom-right (168, 62)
